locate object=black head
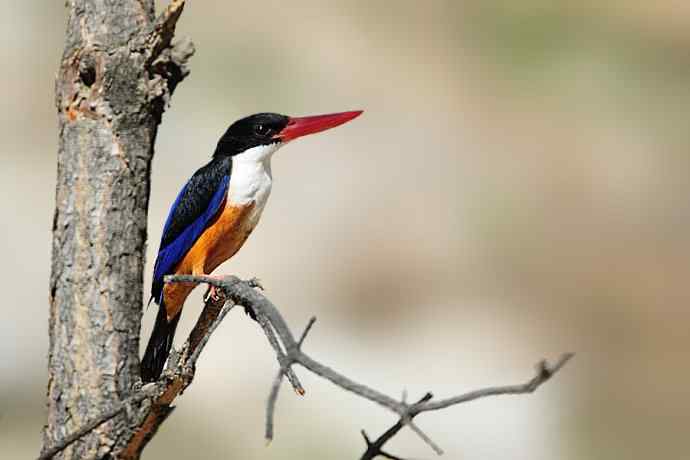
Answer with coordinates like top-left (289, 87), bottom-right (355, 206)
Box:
top-left (213, 110), bottom-right (363, 158)
top-left (214, 113), bottom-right (289, 157)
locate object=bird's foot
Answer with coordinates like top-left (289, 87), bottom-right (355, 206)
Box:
top-left (203, 285), bottom-right (223, 303)
top-left (202, 275), bottom-right (227, 303)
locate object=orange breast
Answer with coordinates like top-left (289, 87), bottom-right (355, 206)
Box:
top-left (162, 200), bottom-right (256, 319)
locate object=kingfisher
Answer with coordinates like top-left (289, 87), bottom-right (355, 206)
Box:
top-left (141, 110), bottom-right (363, 382)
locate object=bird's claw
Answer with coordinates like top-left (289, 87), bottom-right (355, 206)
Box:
top-left (204, 285), bottom-right (223, 303)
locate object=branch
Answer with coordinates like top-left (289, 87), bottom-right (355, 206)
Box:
top-left (135, 0), bottom-right (194, 115)
top-left (165, 275), bottom-right (574, 458)
top-left (416, 353), bottom-right (574, 412)
top-left (265, 316), bottom-right (316, 442)
top-left (255, 309), bottom-right (306, 396)
top-left (41, 272), bottom-right (572, 459)
top-left (146, 0), bottom-right (187, 60)
top-left (360, 393), bottom-right (433, 460)
top-left (119, 292), bottom-right (234, 459)
top-left (39, 289), bottom-right (234, 460)
top-left (359, 353), bottom-right (574, 459)
top-left (37, 383), bottom-right (162, 460)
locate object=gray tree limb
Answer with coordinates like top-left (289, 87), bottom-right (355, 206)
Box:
top-left (41, 271), bottom-right (573, 459)
top-left (45, 1), bottom-right (191, 459)
top-left (359, 354), bottom-right (574, 459)
top-left (165, 275), bottom-right (574, 459)
top-left (266, 316), bottom-right (316, 441)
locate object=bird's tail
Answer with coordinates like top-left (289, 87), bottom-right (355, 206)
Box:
top-left (141, 302), bottom-right (180, 383)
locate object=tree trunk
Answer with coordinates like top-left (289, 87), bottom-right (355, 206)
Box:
top-left (45, 2), bottom-right (191, 458)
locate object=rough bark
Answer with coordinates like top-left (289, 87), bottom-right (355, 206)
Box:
top-left (45, 1), bottom-right (191, 459)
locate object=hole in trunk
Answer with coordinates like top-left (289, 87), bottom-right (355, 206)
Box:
top-left (80, 66), bottom-right (96, 87)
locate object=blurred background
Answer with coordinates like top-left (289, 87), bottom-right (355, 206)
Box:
top-left (2, 1), bottom-right (690, 459)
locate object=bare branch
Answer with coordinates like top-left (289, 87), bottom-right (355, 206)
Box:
top-left (39, 291), bottom-right (232, 460)
top-left (37, 384), bottom-right (162, 460)
top-left (298, 316), bottom-right (317, 346)
top-left (146, 0), bottom-right (187, 60)
top-left (361, 428), bottom-right (407, 460)
top-left (416, 353), bottom-right (575, 413)
top-left (407, 419), bottom-right (443, 455)
top-left (359, 393), bottom-right (433, 460)
top-left (165, 274), bottom-right (574, 458)
top-left (43, 272), bottom-right (572, 459)
top-left (360, 354), bottom-right (575, 459)
top-left (166, 275), bottom-right (407, 411)
top-left (255, 311), bottom-right (305, 395)
top-left (266, 317), bottom-right (317, 442)
top-left (186, 301), bottom-right (235, 372)
top-left (118, 292), bottom-right (232, 459)
top-left (265, 369), bottom-right (284, 443)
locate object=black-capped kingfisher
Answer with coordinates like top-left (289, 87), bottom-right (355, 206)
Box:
top-left (141, 110), bottom-right (363, 382)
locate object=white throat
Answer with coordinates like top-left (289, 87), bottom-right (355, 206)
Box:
top-left (227, 143), bottom-right (282, 208)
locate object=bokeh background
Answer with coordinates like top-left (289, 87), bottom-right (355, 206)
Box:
top-left (2, 1), bottom-right (690, 459)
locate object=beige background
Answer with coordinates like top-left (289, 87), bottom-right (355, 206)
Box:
top-left (2, 1), bottom-right (690, 459)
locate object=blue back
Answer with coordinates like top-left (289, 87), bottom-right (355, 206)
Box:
top-left (151, 175), bottom-right (230, 303)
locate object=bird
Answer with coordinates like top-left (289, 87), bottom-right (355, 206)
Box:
top-left (141, 110), bottom-right (363, 382)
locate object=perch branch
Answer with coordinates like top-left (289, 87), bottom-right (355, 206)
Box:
top-left (40, 273), bottom-right (572, 459)
top-left (165, 274), bottom-right (574, 457)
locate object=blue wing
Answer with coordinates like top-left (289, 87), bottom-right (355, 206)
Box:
top-left (151, 158), bottom-right (231, 304)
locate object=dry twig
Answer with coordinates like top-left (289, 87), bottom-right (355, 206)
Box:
top-left (166, 275), bottom-right (574, 458)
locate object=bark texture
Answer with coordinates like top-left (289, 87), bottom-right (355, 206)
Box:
top-left (45, 1), bottom-right (191, 458)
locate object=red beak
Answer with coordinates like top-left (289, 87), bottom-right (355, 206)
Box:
top-left (277, 110), bottom-right (363, 142)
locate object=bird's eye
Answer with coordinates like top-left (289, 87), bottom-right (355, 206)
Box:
top-left (254, 124), bottom-right (269, 136)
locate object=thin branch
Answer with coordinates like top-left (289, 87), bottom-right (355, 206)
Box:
top-left (255, 311), bottom-right (304, 395)
top-left (360, 354), bottom-right (575, 459)
top-left (416, 354), bottom-right (574, 413)
top-left (167, 275), bottom-right (407, 411)
top-left (37, 383), bottom-right (162, 460)
top-left (407, 419), bottom-right (443, 456)
top-left (165, 275), bottom-right (574, 458)
top-left (186, 301), bottom-right (235, 372)
top-left (40, 290), bottom-right (232, 460)
top-left (146, 0), bottom-right (187, 60)
top-left (119, 291), bottom-right (231, 459)
top-left (265, 317), bottom-right (316, 442)
top-left (298, 316), bottom-right (317, 346)
top-left (265, 369), bottom-right (284, 444)
top-left (359, 393), bottom-right (433, 460)
top-left (361, 428), bottom-right (406, 460)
